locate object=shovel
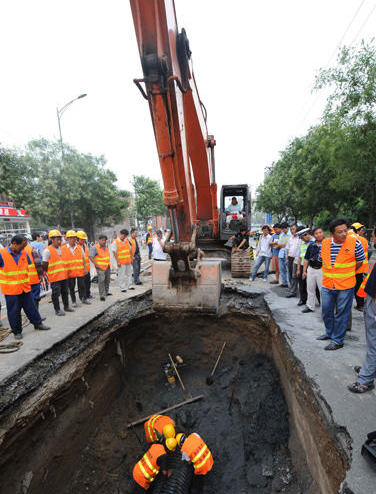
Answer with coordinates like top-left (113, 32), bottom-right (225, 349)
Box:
top-left (206, 342), bottom-right (226, 385)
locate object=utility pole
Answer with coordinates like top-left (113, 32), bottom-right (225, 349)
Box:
top-left (56, 93), bottom-right (87, 228)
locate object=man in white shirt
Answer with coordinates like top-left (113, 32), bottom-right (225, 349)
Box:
top-left (250, 225), bottom-right (272, 281)
top-left (226, 197), bottom-right (244, 224)
top-left (153, 230), bottom-right (168, 261)
top-left (286, 224), bottom-right (301, 298)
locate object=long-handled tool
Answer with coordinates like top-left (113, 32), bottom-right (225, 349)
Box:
top-left (169, 353), bottom-right (186, 393)
top-left (206, 342), bottom-right (226, 385)
top-left (127, 395), bottom-right (204, 428)
top-left (229, 363), bottom-right (241, 412)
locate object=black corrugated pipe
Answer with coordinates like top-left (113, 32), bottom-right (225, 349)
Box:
top-left (160, 462), bottom-right (193, 494)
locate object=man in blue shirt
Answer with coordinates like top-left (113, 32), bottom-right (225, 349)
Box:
top-left (30, 232), bottom-right (45, 258)
top-left (269, 224), bottom-right (281, 284)
top-left (348, 262), bottom-right (376, 393)
top-left (277, 222), bottom-right (291, 287)
top-left (0, 235), bottom-right (50, 339)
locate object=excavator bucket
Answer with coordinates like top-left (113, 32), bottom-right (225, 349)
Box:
top-left (152, 260), bottom-right (222, 313)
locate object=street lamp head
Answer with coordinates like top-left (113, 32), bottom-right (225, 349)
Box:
top-left (78, 93), bottom-right (87, 99)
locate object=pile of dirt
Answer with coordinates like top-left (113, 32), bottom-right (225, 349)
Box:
top-left (65, 312), bottom-right (314, 493)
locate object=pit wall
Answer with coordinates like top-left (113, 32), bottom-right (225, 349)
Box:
top-left (0, 289), bottom-right (350, 494)
top-left (268, 318), bottom-right (350, 494)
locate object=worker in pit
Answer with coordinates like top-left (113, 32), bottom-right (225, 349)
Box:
top-left (144, 415), bottom-right (176, 443)
top-left (167, 432), bottom-right (214, 492)
top-left (132, 442), bottom-right (170, 493)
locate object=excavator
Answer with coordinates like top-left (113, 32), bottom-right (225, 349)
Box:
top-left (130, 0), bottom-right (251, 311)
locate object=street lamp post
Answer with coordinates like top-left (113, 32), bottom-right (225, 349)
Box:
top-left (56, 93), bottom-right (87, 228)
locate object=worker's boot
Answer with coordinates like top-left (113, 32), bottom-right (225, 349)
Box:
top-left (35, 300), bottom-right (46, 321)
top-left (80, 298), bottom-right (91, 305)
top-left (34, 322), bottom-right (51, 331)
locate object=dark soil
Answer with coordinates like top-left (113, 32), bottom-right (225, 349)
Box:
top-left (64, 312), bottom-right (313, 494)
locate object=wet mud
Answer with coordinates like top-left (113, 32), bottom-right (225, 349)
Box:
top-left (64, 312), bottom-right (314, 494)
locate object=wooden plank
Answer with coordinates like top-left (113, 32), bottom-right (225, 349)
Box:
top-left (127, 395), bottom-right (204, 428)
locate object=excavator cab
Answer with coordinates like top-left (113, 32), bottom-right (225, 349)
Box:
top-left (219, 185), bottom-right (251, 240)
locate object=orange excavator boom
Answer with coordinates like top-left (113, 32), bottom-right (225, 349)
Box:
top-left (130, 0), bottom-right (218, 242)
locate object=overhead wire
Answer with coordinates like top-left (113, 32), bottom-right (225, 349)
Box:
top-left (351, 1), bottom-right (376, 44)
top-left (298, 0), bottom-right (367, 129)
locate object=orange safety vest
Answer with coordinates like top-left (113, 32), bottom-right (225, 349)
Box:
top-left (321, 235), bottom-right (357, 290)
top-left (61, 244), bottom-right (85, 278)
top-left (0, 247), bottom-right (31, 295)
top-left (113, 238), bottom-right (131, 265)
top-left (357, 263), bottom-right (375, 298)
top-left (46, 245), bottom-right (67, 282)
top-left (84, 245), bottom-right (90, 272)
top-left (24, 245), bottom-right (40, 285)
top-left (129, 238), bottom-right (136, 256)
top-left (146, 233), bottom-right (153, 245)
top-left (94, 244), bottom-right (110, 270)
top-left (133, 444), bottom-right (166, 490)
top-left (181, 433), bottom-right (214, 475)
top-left (357, 235), bottom-right (369, 274)
top-left (144, 415), bottom-right (175, 443)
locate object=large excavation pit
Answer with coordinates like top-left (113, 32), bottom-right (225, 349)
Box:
top-left (0, 289), bottom-right (349, 494)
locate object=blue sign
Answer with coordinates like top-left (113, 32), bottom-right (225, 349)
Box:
top-left (266, 213), bottom-right (273, 224)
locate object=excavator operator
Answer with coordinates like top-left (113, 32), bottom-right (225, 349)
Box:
top-left (226, 197), bottom-right (244, 224)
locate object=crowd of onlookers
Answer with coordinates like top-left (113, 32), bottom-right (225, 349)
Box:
top-left (0, 226), bottom-right (168, 342)
top-left (233, 218), bottom-right (376, 394)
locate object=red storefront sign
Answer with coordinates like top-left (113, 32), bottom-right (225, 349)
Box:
top-left (0, 208), bottom-right (30, 217)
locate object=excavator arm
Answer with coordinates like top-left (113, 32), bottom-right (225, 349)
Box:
top-left (130, 0), bottom-right (222, 311)
top-left (130, 0), bottom-right (218, 243)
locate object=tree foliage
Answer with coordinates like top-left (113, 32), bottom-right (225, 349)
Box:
top-left (0, 138), bottom-right (130, 239)
top-left (257, 40), bottom-right (376, 227)
top-left (132, 175), bottom-right (166, 224)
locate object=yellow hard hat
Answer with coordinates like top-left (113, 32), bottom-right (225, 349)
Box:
top-left (147, 226), bottom-right (152, 230)
top-left (48, 229), bottom-right (62, 238)
top-left (163, 424), bottom-right (176, 439)
top-left (351, 222), bottom-right (364, 230)
top-left (165, 438), bottom-right (177, 451)
top-left (176, 433), bottom-right (186, 447)
top-left (76, 230), bottom-right (87, 240)
top-left (66, 230), bottom-right (77, 238)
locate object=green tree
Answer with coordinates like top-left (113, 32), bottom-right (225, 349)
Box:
top-left (132, 175), bottom-right (166, 224)
top-left (1, 138), bottom-right (130, 239)
top-left (315, 41), bottom-right (376, 225)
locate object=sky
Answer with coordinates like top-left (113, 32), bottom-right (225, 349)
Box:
top-left (1, 0), bottom-right (376, 195)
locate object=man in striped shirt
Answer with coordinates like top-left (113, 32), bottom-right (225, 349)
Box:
top-left (317, 218), bottom-right (365, 350)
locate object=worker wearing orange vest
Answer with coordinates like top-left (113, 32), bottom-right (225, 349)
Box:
top-left (89, 234), bottom-right (111, 301)
top-left (348, 263), bottom-right (376, 393)
top-left (317, 219), bottom-right (365, 351)
top-left (24, 242), bottom-right (43, 312)
top-left (145, 226), bottom-right (153, 259)
top-left (76, 230), bottom-right (93, 300)
top-left (42, 230), bottom-right (72, 316)
top-left (0, 234), bottom-right (50, 339)
top-left (111, 229), bottom-right (133, 293)
top-left (130, 227), bottom-right (142, 286)
top-left (132, 443), bottom-right (169, 492)
top-left (61, 231), bottom-right (91, 307)
top-left (144, 415), bottom-right (175, 443)
top-left (350, 223), bottom-right (369, 312)
top-left (164, 431), bottom-right (214, 491)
